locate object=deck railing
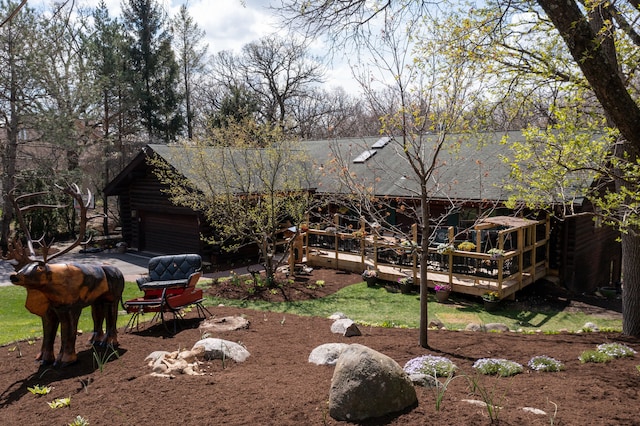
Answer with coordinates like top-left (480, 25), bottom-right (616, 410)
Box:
top-left (303, 216), bottom-right (549, 298)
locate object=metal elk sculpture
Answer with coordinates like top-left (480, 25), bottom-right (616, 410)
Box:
top-left (4, 184), bottom-right (124, 367)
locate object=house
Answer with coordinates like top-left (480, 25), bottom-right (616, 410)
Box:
top-left (103, 131), bottom-right (621, 293)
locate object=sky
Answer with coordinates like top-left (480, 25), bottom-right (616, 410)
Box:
top-left (29, 0), bottom-right (362, 93)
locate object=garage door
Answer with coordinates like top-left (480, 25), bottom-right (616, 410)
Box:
top-left (140, 212), bottom-right (200, 254)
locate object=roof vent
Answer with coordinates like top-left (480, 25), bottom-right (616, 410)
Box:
top-left (371, 136), bottom-right (391, 149)
top-left (353, 149), bottom-right (377, 163)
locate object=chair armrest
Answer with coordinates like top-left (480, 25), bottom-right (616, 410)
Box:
top-left (136, 276), bottom-right (150, 290)
top-left (186, 271), bottom-right (202, 289)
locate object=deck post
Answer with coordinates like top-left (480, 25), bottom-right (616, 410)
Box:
top-left (360, 217), bottom-right (366, 272)
top-left (530, 223), bottom-right (536, 283)
top-left (497, 231), bottom-right (505, 294)
top-left (373, 234), bottom-right (379, 271)
top-left (412, 224), bottom-right (418, 284)
top-left (334, 214), bottom-right (339, 269)
top-left (448, 226), bottom-right (454, 285)
top-left (518, 227), bottom-right (524, 289)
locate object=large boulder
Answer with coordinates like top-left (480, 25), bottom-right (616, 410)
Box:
top-left (192, 338), bottom-right (250, 363)
top-left (329, 344), bottom-right (417, 421)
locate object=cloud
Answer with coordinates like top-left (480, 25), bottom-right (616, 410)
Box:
top-left (167, 0), bottom-right (279, 53)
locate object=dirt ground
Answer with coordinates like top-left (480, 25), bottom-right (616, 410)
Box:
top-left (1, 268), bottom-right (639, 426)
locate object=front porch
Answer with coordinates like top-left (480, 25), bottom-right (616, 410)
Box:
top-left (300, 216), bottom-right (551, 300)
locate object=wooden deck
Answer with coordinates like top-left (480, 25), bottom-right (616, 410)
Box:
top-left (301, 215), bottom-right (550, 301)
top-left (305, 249), bottom-right (547, 300)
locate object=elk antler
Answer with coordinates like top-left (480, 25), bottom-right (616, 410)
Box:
top-left (2, 238), bottom-right (35, 272)
top-left (45, 184), bottom-right (98, 263)
top-left (5, 184), bottom-right (101, 265)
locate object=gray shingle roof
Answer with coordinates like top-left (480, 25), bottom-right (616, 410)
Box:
top-left (145, 130), bottom-right (593, 203)
top-left (300, 131), bottom-right (519, 201)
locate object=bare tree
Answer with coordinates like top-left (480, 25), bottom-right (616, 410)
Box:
top-left (284, 5), bottom-right (491, 347)
top-left (209, 35), bottom-right (325, 131)
top-left (290, 87), bottom-right (381, 138)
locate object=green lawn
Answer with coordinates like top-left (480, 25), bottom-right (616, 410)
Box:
top-left (0, 282), bottom-right (147, 346)
top-left (207, 282), bottom-right (622, 333)
top-left (0, 281), bottom-right (622, 346)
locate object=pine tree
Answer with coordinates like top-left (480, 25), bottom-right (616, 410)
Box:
top-left (122, 0), bottom-right (183, 142)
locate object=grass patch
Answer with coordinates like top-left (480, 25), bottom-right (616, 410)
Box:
top-left (206, 281), bottom-right (623, 333)
top-left (0, 282), bottom-right (146, 346)
top-left (0, 280), bottom-right (623, 345)
top-left (437, 312), bottom-right (482, 325)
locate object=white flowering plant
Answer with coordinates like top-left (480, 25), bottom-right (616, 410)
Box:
top-left (579, 350), bottom-right (612, 363)
top-left (487, 248), bottom-right (505, 259)
top-left (403, 355), bottom-right (457, 377)
top-left (436, 243), bottom-right (454, 255)
top-left (398, 277), bottom-right (413, 286)
top-left (528, 355), bottom-right (565, 372)
top-left (597, 343), bottom-right (637, 358)
top-left (472, 358), bottom-right (523, 377)
top-left (362, 269), bottom-right (378, 279)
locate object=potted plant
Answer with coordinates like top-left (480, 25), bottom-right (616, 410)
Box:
top-left (398, 277), bottom-right (413, 294)
top-left (362, 269), bottom-right (378, 287)
top-left (482, 291), bottom-right (500, 311)
top-left (434, 283), bottom-right (451, 302)
top-left (487, 248), bottom-right (505, 260)
top-left (457, 241), bottom-right (476, 252)
top-left (436, 243), bottom-right (455, 255)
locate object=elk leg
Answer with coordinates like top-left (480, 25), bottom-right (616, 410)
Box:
top-left (102, 301), bottom-right (119, 347)
top-left (38, 308), bottom-right (58, 365)
top-left (55, 307), bottom-right (82, 367)
top-left (89, 303), bottom-right (105, 345)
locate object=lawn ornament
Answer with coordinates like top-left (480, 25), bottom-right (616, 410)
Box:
top-left (4, 184), bottom-right (124, 367)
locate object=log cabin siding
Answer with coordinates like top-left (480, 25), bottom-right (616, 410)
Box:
top-left (559, 214), bottom-right (621, 293)
top-left (124, 165), bottom-right (203, 255)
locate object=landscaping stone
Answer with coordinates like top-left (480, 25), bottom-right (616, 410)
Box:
top-left (464, 322), bottom-right (510, 332)
top-left (408, 373), bottom-right (438, 388)
top-left (192, 337), bottom-right (250, 362)
top-left (582, 322), bottom-right (600, 332)
top-left (198, 315), bottom-right (250, 332)
top-left (308, 343), bottom-right (351, 365)
top-left (428, 319), bottom-right (445, 329)
top-left (329, 344), bottom-right (417, 421)
top-left (485, 322), bottom-right (510, 332)
top-left (145, 346), bottom-right (206, 378)
top-left (465, 323), bottom-right (483, 331)
top-left (331, 318), bottom-right (362, 336)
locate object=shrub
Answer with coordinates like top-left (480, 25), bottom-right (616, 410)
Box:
top-left (579, 350), bottom-right (612, 363)
top-left (472, 358), bottom-right (523, 377)
top-left (528, 355), bottom-right (565, 372)
top-left (597, 343), bottom-right (637, 358)
top-left (404, 355), bottom-right (457, 377)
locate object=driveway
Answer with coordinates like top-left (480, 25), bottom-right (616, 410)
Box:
top-left (0, 249), bottom-right (150, 287)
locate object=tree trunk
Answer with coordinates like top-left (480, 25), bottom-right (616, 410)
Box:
top-left (622, 232), bottom-right (640, 336)
top-left (1, 33), bottom-right (19, 249)
top-left (419, 191), bottom-right (430, 348)
top-left (537, 0), bottom-right (640, 337)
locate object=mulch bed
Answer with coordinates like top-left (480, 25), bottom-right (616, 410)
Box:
top-left (0, 267), bottom-right (637, 425)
